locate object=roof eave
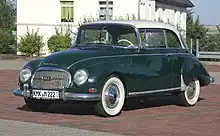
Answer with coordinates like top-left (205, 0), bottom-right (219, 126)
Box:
top-left (157, 0), bottom-right (195, 8)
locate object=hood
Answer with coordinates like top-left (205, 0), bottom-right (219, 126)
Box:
top-left (39, 46), bottom-right (119, 69)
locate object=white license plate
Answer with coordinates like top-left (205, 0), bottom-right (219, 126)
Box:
top-left (32, 90), bottom-right (59, 99)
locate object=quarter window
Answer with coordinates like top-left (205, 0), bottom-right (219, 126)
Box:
top-left (165, 30), bottom-right (181, 48)
top-left (140, 29), bottom-right (181, 48)
top-left (60, 0), bottom-right (74, 22)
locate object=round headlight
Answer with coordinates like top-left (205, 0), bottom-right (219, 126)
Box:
top-left (74, 69), bottom-right (89, 86)
top-left (19, 68), bottom-right (32, 83)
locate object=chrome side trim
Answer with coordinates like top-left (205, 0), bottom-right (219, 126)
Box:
top-left (129, 87), bottom-right (181, 96)
top-left (12, 89), bottom-right (101, 101)
top-left (67, 53), bottom-right (191, 69)
top-left (64, 92), bottom-right (100, 101)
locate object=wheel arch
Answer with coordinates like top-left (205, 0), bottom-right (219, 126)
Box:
top-left (107, 72), bottom-right (128, 98)
top-left (181, 56), bottom-right (210, 87)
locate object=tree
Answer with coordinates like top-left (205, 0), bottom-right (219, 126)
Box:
top-left (200, 26), bottom-right (220, 51)
top-left (19, 28), bottom-right (45, 57)
top-left (0, 0), bottom-right (16, 30)
top-left (0, 0), bottom-right (17, 54)
top-left (47, 27), bottom-right (71, 53)
top-left (186, 10), bottom-right (208, 46)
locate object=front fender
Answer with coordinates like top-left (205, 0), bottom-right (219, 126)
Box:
top-left (24, 58), bottom-right (43, 71)
top-left (68, 56), bottom-right (132, 95)
top-left (18, 58), bottom-right (43, 89)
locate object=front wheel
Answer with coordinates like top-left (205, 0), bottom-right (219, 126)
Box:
top-left (95, 76), bottom-right (125, 117)
top-left (24, 98), bottom-right (51, 112)
top-left (179, 79), bottom-right (200, 106)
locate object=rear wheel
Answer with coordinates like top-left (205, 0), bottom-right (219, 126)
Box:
top-left (95, 76), bottom-right (125, 117)
top-left (24, 98), bottom-right (51, 112)
top-left (179, 79), bottom-right (200, 106)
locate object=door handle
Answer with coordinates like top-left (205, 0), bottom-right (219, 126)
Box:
top-left (165, 53), bottom-right (172, 57)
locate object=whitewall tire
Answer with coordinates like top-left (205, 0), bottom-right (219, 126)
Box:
top-left (95, 76), bottom-right (125, 117)
top-left (179, 79), bottom-right (200, 106)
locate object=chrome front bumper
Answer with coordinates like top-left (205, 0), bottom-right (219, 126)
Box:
top-left (12, 89), bottom-right (101, 101)
top-left (210, 76), bottom-right (215, 83)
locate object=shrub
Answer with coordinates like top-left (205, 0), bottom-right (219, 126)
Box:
top-left (47, 27), bottom-right (71, 53)
top-left (18, 27), bottom-right (44, 56)
top-left (0, 29), bottom-right (16, 54)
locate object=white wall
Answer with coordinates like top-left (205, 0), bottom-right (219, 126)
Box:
top-left (74, 0), bottom-right (99, 23)
top-left (16, 0), bottom-right (141, 55)
top-left (139, 0), bottom-right (156, 20)
top-left (17, 0), bottom-right (63, 55)
top-left (17, 0), bottom-right (188, 55)
top-left (114, 0), bottom-right (139, 19)
top-left (155, 2), bottom-right (187, 33)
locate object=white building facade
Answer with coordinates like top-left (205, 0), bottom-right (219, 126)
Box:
top-left (17, 0), bottom-right (194, 55)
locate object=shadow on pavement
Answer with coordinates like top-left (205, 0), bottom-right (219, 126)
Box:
top-left (17, 96), bottom-right (206, 116)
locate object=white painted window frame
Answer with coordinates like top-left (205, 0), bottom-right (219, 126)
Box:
top-left (60, 0), bottom-right (74, 23)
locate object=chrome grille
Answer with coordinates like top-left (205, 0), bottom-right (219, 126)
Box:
top-left (31, 68), bottom-right (71, 90)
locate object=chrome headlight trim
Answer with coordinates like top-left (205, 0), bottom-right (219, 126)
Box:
top-left (19, 68), bottom-right (32, 83)
top-left (74, 69), bottom-right (89, 86)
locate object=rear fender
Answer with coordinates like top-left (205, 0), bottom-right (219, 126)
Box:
top-left (181, 56), bottom-right (211, 89)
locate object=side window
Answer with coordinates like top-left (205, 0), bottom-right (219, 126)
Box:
top-left (165, 30), bottom-right (181, 48)
top-left (140, 29), bottom-right (166, 48)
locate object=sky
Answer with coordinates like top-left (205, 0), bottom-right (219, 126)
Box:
top-left (191, 0), bottom-right (220, 25)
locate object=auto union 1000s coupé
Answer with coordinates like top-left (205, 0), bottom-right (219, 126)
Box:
top-left (13, 20), bottom-right (215, 117)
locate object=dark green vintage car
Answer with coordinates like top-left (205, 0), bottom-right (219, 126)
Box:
top-left (13, 20), bottom-right (215, 117)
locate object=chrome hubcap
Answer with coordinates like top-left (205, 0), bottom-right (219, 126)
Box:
top-left (104, 84), bottom-right (120, 109)
top-left (186, 82), bottom-right (196, 99)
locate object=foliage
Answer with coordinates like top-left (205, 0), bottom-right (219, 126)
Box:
top-left (0, 0), bottom-right (16, 55)
top-left (186, 10), bottom-right (208, 47)
top-left (47, 27), bottom-right (72, 53)
top-left (200, 31), bottom-right (220, 51)
top-left (78, 14), bottom-right (137, 26)
top-left (0, 0), bottom-right (16, 31)
top-left (0, 29), bottom-right (16, 54)
top-left (78, 16), bottom-right (101, 26)
top-left (186, 10), bottom-right (220, 52)
top-left (18, 27), bottom-right (44, 56)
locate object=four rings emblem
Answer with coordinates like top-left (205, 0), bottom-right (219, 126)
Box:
top-left (41, 76), bottom-right (52, 80)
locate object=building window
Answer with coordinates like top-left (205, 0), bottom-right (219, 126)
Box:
top-left (60, 0), bottom-right (74, 22)
top-left (99, 1), bottom-right (113, 20)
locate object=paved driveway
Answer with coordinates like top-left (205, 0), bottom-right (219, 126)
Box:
top-left (0, 61), bottom-right (219, 136)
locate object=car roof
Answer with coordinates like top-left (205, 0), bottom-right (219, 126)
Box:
top-left (83, 20), bottom-right (180, 34)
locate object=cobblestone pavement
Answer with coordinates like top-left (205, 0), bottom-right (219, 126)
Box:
top-left (0, 61), bottom-right (220, 136)
top-left (0, 119), bottom-right (123, 136)
top-left (0, 69), bottom-right (219, 136)
top-left (0, 60), bottom-right (26, 70)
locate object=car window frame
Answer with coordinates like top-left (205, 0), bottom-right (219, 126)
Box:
top-left (164, 29), bottom-right (182, 49)
top-left (138, 28), bottom-right (184, 50)
top-left (139, 28), bottom-right (167, 49)
top-left (75, 24), bottom-right (140, 48)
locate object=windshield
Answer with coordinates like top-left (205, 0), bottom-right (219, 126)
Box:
top-left (75, 24), bottom-right (138, 47)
